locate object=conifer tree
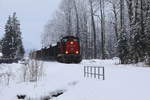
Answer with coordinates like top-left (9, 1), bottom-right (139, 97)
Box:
top-left (145, 0), bottom-right (150, 64)
top-left (2, 16), bottom-right (14, 58)
top-left (118, 34), bottom-right (129, 64)
top-left (117, 0), bottom-right (129, 64)
top-left (1, 12), bottom-right (25, 59)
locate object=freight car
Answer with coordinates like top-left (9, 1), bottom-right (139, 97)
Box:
top-left (30, 36), bottom-right (82, 63)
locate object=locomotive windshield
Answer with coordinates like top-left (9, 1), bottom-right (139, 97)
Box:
top-left (61, 38), bottom-right (68, 42)
top-left (61, 36), bottom-right (79, 42)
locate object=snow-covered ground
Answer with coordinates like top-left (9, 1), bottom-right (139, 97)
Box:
top-left (0, 59), bottom-right (150, 100)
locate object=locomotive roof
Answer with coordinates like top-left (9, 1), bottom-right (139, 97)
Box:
top-left (62, 36), bottom-right (79, 39)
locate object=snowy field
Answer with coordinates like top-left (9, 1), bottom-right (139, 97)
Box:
top-left (0, 59), bottom-right (150, 100)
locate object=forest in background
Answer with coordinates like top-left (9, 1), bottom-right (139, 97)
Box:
top-left (41, 0), bottom-right (150, 64)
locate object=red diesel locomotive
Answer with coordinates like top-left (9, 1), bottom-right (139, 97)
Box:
top-left (56, 36), bottom-right (82, 63)
top-left (30, 36), bottom-right (82, 63)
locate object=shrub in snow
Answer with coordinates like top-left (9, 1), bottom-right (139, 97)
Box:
top-left (0, 65), bottom-right (13, 86)
top-left (23, 60), bottom-right (43, 82)
top-left (0, 72), bottom-right (11, 85)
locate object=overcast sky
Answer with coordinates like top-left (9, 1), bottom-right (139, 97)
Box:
top-left (0, 0), bottom-right (61, 50)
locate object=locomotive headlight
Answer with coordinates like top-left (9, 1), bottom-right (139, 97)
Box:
top-left (70, 41), bottom-right (74, 45)
top-left (76, 51), bottom-right (79, 54)
top-left (65, 51), bottom-right (69, 54)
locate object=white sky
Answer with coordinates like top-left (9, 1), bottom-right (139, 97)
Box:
top-left (0, 0), bottom-right (61, 50)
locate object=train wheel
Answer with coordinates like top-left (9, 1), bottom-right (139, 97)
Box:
top-left (56, 55), bottom-right (62, 62)
top-left (74, 59), bottom-right (81, 63)
top-left (74, 56), bottom-right (82, 63)
top-left (57, 55), bottom-right (66, 63)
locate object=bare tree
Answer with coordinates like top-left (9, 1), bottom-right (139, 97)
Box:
top-left (108, 0), bottom-right (119, 41)
top-left (99, 0), bottom-right (106, 59)
top-left (73, 0), bottom-right (80, 37)
top-left (89, 0), bottom-right (97, 59)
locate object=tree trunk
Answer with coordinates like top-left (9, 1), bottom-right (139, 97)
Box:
top-left (73, 0), bottom-right (80, 37)
top-left (100, 0), bottom-right (106, 59)
top-left (89, 0), bottom-right (97, 59)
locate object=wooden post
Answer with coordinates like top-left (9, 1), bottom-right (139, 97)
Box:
top-left (86, 66), bottom-right (89, 77)
top-left (98, 67), bottom-right (100, 79)
top-left (94, 67), bottom-right (96, 78)
top-left (90, 66), bottom-right (92, 78)
top-left (103, 67), bottom-right (105, 80)
top-left (84, 66), bottom-right (86, 77)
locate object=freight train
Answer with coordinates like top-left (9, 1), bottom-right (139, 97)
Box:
top-left (30, 36), bottom-right (82, 63)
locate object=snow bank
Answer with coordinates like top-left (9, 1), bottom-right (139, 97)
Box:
top-left (0, 59), bottom-right (150, 100)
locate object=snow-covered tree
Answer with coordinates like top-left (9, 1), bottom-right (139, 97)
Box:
top-left (41, 0), bottom-right (150, 64)
top-left (145, 0), bottom-right (150, 64)
top-left (1, 16), bottom-right (14, 58)
top-left (118, 34), bottom-right (129, 64)
top-left (1, 12), bottom-right (25, 59)
top-left (117, 0), bottom-right (128, 64)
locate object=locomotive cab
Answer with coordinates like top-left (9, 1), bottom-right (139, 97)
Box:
top-left (57, 36), bottom-right (82, 63)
